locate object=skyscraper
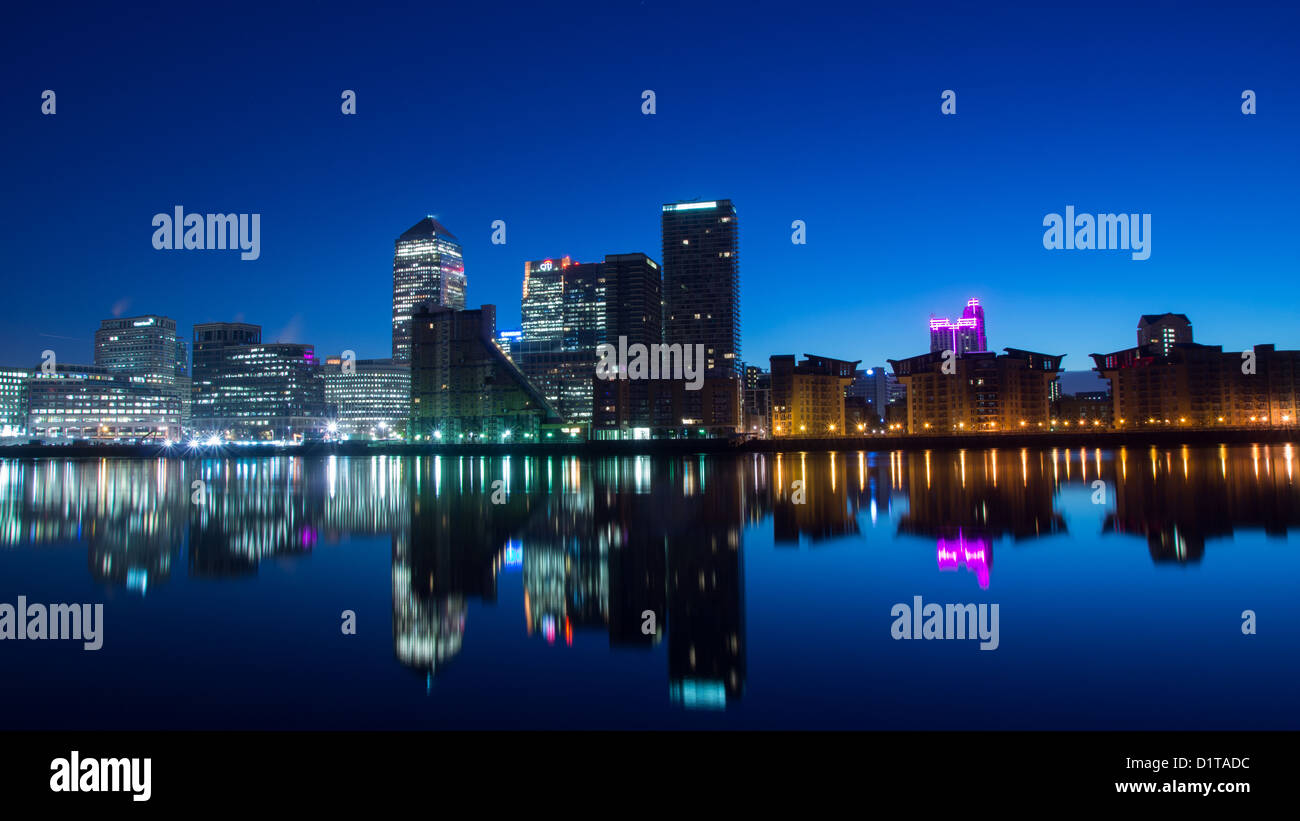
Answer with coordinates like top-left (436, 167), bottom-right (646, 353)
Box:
top-left (517, 256), bottom-right (605, 425)
top-left (928, 298), bottom-right (988, 356)
top-left (661, 200), bottom-right (740, 377)
top-left (593, 253), bottom-right (663, 437)
top-left (661, 199), bottom-right (742, 435)
top-left (392, 217), bottom-right (466, 363)
top-left (520, 256), bottom-right (572, 344)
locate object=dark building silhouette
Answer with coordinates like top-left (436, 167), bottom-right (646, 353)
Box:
top-left (409, 303), bottom-right (562, 441)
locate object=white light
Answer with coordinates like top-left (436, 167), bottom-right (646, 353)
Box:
top-left (663, 201), bottom-right (718, 212)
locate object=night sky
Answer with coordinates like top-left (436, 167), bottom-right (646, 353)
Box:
top-left (2, 0), bottom-right (1296, 373)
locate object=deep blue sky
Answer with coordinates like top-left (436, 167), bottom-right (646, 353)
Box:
top-left (2, 0), bottom-right (1296, 372)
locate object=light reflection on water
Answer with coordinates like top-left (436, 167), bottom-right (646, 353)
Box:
top-left (0, 445), bottom-right (1297, 729)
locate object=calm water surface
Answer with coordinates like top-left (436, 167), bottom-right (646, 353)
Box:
top-left (1, 446), bottom-right (1296, 729)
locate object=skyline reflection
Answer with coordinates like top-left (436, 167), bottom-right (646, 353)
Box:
top-left (2, 446), bottom-right (1298, 714)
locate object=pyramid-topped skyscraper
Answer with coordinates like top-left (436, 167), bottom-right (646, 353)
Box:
top-left (392, 216), bottom-right (466, 363)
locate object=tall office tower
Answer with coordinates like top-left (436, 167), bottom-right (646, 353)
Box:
top-left (392, 217), bottom-right (466, 363)
top-left (95, 315), bottom-right (192, 427)
top-left (1136, 313), bottom-right (1192, 356)
top-left (562, 261), bottom-right (607, 352)
top-left (191, 322), bottom-right (325, 441)
top-left (602, 253), bottom-right (662, 348)
top-left (928, 298), bottom-right (988, 356)
top-left (94, 315), bottom-right (179, 382)
top-left (517, 257), bottom-right (607, 426)
top-left (521, 256), bottom-right (571, 343)
top-left (409, 303), bottom-right (561, 441)
top-left (661, 200), bottom-right (740, 377)
top-left (593, 253), bottom-right (663, 436)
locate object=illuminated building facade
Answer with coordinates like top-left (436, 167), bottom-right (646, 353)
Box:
top-left (1054, 390), bottom-right (1113, 427)
top-left (322, 357), bottom-right (410, 439)
top-left (94, 315), bottom-right (178, 381)
top-left (95, 314), bottom-right (191, 425)
top-left (27, 364), bottom-right (182, 442)
top-left (409, 303), bottom-right (562, 441)
top-left (518, 253), bottom-right (665, 432)
top-left (769, 354), bottom-right (859, 437)
top-left (191, 322), bottom-right (326, 440)
top-left (0, 368), bottom-right (29, 436)
top-left (741, 364), bottom-right (771, 437)
top-left (929, 298), bottom-right (988, 355)
top-left (520, 256), bottom-right (572, 343)
top-left (517, 257), bottom-right (605, 425)
top-left (848, 367), bottom-right (889, 425)
top-left (495, 330), bottom-right (522, 362)
top-left (392, 217), bottom-right (466, 363)
top-left (889, 348), bottom-right (1063, 433)
top-left (1090, 342), bottom-right (1300, 427)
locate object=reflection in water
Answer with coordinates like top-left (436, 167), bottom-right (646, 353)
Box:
top-left (2, 445), bottom-right (1299, 709)
top-left (937, 531), bottom-right (991, 589)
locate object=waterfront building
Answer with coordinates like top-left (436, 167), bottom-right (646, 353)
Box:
top-left (409, 303), bottom-right (561, 441)
top-left (661, 200), bottom-right (742, 434)
top-left (0, 367), bottom-right (29, 437)
top-left (888, 348), bottom-right (1064, 433)
top-left (322, 357), bottom-right (410, 439)
top-left (191, 322), bottom-right (326, 441)
top-left (769, 354), bottom-right (859, 437)
top-left (1090, 342), bottom-right (1300, 428)
top-left (95, 314), bottom-right (191, 425)
top-left (27, 364), bottom-right (182, 442)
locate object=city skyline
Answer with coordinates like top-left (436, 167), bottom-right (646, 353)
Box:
top-left (2, 1), bottom-right (1296, 374)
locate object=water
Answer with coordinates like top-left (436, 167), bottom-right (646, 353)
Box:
top-left (0, 446), bottom-right (1296, 730)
